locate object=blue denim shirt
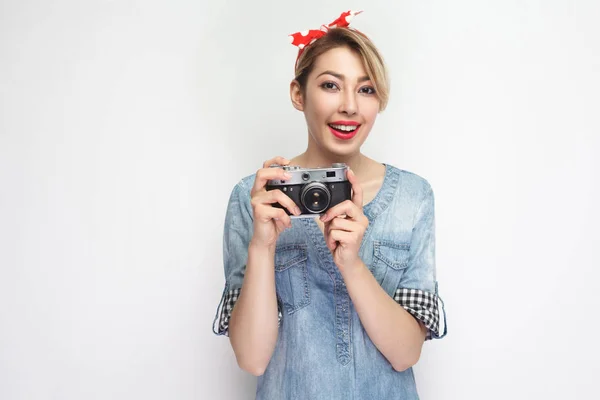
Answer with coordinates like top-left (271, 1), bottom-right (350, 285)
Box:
top-left (213, 163), bottom-right (447, 400)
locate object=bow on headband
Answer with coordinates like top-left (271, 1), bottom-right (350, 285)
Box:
top-left (289, 10), bottom-right (363, 65)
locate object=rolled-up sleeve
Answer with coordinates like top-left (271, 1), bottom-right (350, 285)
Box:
top-left (394, 181), bottom-right (448, 341)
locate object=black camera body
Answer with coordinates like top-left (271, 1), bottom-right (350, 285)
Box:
top-left (266, 163), bottom-right (351, 217)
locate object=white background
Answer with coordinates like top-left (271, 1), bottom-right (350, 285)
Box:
top-left (1, 1), bottom-right (599, 399)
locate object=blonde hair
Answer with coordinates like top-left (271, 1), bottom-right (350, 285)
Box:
top-left (294, 27), bottom-right (390, 111)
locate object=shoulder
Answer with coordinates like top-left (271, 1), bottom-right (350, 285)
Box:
top-left (224, 173), bottom-right (258, 218)
top-left (228, 173), bottom-right (257, 199)
top-left (385, 163), bottom-right (434, 200)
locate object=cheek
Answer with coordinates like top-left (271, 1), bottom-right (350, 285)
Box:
top-left (361, 101), bottom-right (380, 123)
top-left (313, 94), bottom-right (338, 114)
top-left (303, 105), bottom-right (325, 133)
top-left (306, 94), bottom-right (336, 122)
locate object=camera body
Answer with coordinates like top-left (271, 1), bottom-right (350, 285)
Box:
top-left (266, 163), bottom-right (351, 217)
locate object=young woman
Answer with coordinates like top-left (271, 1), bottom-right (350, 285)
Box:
top-left (213, 10), bottom-right (447, 399)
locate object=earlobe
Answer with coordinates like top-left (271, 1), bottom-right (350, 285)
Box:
top-left (290, 80), bottom-right (304, 111)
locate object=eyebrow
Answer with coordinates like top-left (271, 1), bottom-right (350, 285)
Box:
top-left (316, 70), bottom-right (371, 83)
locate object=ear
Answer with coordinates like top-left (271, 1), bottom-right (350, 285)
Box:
top-left (290, 80), bottom-right (304, 112)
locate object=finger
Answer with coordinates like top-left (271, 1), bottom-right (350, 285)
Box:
top-left (275, 208), bottom-right (293, 228)
top-left (328, 229), bottom-right (355, 249)
top-left (327, 216), bottom-right (357, 232)
top-left (320, 200), bottom-right (361, 222)
top-left (262, 156), bottom-right (291, 169)
top-left (252, 167), bottom-right (293, 196)
top-left (325, 219), bottom-right (351, 249)
top-left (254, 204), bottom-right (292, 227)
top-left (273, 216), bottom-right (289, 232)
top-left (323, 222), bottom-right (336, 251)
top-left (347, 168), bottom-right (363, 209)
top-left (254, 189), bottom-right (300, 216)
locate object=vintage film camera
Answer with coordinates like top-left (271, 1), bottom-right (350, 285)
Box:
top-left (266, 163), bottom-right (352, 217)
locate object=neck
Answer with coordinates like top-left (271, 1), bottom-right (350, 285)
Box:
top-left (292, 138), bottom-right (370, 177)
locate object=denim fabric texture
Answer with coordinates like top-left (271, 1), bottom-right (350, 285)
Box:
top-left (213, 163), bottom-right (447, 400)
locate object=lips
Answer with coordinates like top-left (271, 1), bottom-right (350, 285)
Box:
top-left (328, 121), bottom-right (361, 140)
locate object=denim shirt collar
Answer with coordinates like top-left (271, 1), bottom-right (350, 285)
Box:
top-left (363, 163), bottom-right (400, 222)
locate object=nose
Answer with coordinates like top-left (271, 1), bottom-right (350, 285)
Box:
top-left (339, 90), bottom-right (358, 116)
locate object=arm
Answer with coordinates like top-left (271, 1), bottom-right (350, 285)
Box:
top-left (341, 261), bottom-right (426, 372)
top-left (321, 171), bottom-right (442, 372)
top-left (216, 156), bottom-right (300, 376)
top-left (228, 242), bottom-right (279, 376)
top-left (343, 180), bottom-right (444, 369)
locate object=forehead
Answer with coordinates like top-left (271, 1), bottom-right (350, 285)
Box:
top-left (310, 47), bottom-right (368, 79)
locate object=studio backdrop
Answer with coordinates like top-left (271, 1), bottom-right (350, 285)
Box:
top-left (1, 1), bottom-right (599, 399)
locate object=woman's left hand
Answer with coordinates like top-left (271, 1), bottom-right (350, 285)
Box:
top-left (320, 168), bottom-right (370, 272)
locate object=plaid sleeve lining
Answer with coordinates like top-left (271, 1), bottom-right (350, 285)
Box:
top-left (215, 288), bottom-right (283, 336)
top-left (393, 288), bottom-right (445, 341)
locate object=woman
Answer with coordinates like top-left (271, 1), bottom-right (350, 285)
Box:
top-left (213, 10), bottom-right (447, 399)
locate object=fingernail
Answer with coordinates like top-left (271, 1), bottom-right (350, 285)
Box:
top-left (294, 207), bottom-right (301, 215)
top-left (320, 214), bottom-right (328, 221)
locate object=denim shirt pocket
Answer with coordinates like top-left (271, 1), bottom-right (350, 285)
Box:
top-left (274, 243), bottom-right (310, 314)
top-left (371, 240), bottom-right (411, 295)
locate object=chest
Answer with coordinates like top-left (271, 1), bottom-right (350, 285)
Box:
top-left (275, 215), bottom-right (414, 314)
top-left (313, 180), bottom-right (381, 236)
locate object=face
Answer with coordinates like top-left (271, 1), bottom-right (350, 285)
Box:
top-left (291, 46), bottom-right (381, 158)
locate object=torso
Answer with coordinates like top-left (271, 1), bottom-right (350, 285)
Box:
top-left (249, 164), bottom-right (432, 399)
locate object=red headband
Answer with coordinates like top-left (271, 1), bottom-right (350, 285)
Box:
top-left (289, 10), bottom-right (364, 68)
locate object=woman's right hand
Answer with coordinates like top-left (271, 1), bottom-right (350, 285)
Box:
top-left (250, 156), bottom-right (301, 249)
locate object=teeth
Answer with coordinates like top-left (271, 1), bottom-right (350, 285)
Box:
top-left (329, 124), bottom-right (358, 132)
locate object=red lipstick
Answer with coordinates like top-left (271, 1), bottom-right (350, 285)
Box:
top-left (330, 120), bottom-right (360, 126)
top-left (328, 121), bottom-right (361, 140)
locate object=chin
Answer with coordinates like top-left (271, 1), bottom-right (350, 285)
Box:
top-left (327, 136), bottom-right (367, 154)
top-left (310, 128), bottom-right (368, 157)
top-left (324, 143), bottom-right (361, 158)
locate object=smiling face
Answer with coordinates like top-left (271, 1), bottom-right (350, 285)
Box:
top-left (291, 46), bottom-right (381, 159)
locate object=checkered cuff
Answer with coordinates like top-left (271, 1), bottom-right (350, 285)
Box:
top-left (394, 288), bottom-right (446, 340)
top-left (214, 288), bottom-right (283, 336)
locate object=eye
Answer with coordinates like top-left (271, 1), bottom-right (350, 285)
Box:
top-left (359, 86), bottom-right (376, 95)
top-left (321, 81), bottom-right (339, 91)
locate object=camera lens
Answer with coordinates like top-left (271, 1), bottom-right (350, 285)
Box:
top-left (301, 182), bottom-right (331, 213)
